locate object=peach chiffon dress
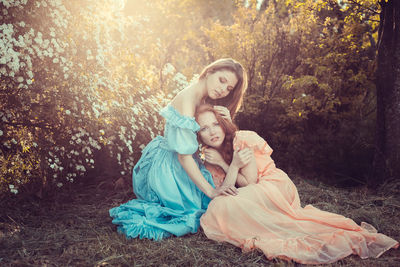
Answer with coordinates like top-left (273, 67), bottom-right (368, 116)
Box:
top-left (200, 130), bottom-right (398, 265)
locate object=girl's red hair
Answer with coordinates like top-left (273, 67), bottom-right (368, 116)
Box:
top-left (195, 104), bottom-right (238, 164)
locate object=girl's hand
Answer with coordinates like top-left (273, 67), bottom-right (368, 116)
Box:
top-left (210, 184), bottom-right (238, 198)
top-left (214, 105), bottom-right (232, 122)
top-left (203, 147), bottom-right (225, 167)
top-left (231, 147), bottom-right (253, 169)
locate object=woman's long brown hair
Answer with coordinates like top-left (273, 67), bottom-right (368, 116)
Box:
top-left (198, 58), bottom-right (248, 119)
top-left (195, 104), bottom-right (238, 164)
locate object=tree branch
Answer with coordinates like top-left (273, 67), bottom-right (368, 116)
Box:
top-left (347, 0), bottom-right (380, 15)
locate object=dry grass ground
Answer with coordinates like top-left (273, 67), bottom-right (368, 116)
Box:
top-left (0, 173), bottom-right (399, 266)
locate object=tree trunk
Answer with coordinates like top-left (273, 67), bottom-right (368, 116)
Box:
top-left (372, 0), bottom-right (400, 185)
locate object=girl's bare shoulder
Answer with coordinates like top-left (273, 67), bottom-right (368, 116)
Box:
top-left (170, 88), bottom-right (196, 117)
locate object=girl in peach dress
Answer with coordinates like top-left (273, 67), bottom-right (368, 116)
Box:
top-left (195, 104), bottom-right (398, 265)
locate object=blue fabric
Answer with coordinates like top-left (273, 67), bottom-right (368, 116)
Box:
top-left (109, 105), bottom-right (215, 240)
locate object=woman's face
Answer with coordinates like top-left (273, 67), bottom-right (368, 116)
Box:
top-left (206, 70), bottom-right (238, 100)
top-left (197, 111), bottom-right (226, 149)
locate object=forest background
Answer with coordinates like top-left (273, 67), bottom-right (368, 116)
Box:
top-left (0, 0), bottom-right (388, 195)
top-left (1, 0), bottom-right (400, 266)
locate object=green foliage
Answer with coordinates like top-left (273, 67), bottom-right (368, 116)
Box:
top-left (204, 0), bottom-right (379, 185)
top-left (0, 0), bottom-right (382, 195)
top-left (0, 0), bottom-right (175, 194)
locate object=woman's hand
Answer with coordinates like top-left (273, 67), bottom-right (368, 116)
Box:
top-left (209, 184), bottom-right (238, 198)
top-left (214, 105), bottom-right (232, 122)
top-left (203, 147), bottom-right (226, 167)
top-left (231, 147), bottom-right (253, 169)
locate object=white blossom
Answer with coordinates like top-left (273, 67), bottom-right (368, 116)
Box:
top-left (162, 63), bottom-right (175, 76)
top-left (0, 0), bottom-right (165, 193)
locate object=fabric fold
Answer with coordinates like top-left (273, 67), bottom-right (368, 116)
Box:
top-left (109, 105), bottom-right (214, 241)
top-left (200, 130), bottom-right (398, 264)
top-left (160, 105), bottom-right (200, 132)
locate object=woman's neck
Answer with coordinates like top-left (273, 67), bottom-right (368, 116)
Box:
top-left (191, 79), bottom-right (207, 106)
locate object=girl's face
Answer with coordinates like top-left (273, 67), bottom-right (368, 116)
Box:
top-left (206, 70), bottom-right (238, 100)
top-left (197, 111), bottom-right (226, 149)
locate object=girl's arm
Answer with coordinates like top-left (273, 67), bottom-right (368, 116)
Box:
top-left (219, 160), bottom-right (240, 188)
top-left (178, 154), bottom-right (215, 198)
top-left (238, 153), bottom-right (258, 185)
top-left (206, 148), bottom-right (254, 188)
top-left (236, 175), bottom-right (250, 187)
top-left (220, 165), bottom-right (252, 188)
top-left (218, 150), bottom-right (257, 187)
top-left (174, 98), bottom-right (238, 197)
top-left (217, 160), bottom-right (244, 187)
top-left (178, 154), bottom-right (238, 198)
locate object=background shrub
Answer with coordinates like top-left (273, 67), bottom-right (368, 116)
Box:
top-left (0, 0), bottom-right (380, 195)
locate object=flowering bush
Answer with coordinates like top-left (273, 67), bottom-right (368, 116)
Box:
top-left (1, 0), bottom-right (381, 193)
top-left (0, 0), bottom-right (190, 195)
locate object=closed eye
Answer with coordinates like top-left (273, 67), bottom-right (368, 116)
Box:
top-left (220, 76), bottom-right (234, 91)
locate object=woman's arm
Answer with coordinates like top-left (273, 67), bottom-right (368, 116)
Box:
top-left (178, 154), bottom-right (215, 197)
top-left (216, 160), bottom-right (253, 188)
top-left (206, 147), bottom-right (254, 188)
top-left (172, 95), bottom-right (238, 197)
top-left (178, 154), bottom-right (238, 198)
top-left (238, 153), bottom-right (258, 185)
top-left (221, 148), bottom-right (257, 187)
top-left (221, 162), bottom-right (241, 188)
top-left (218, 163), bottom-right (250, 188)
top-left (235, 174), bottom-right (249, 187)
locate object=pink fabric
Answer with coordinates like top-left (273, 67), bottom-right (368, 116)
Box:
top-left (201, 130), bottom-right (399, 264)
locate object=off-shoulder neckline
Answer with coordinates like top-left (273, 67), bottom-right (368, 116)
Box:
top-left (166, 105), bottom-right (197, 120)
top-left (161, 105), bottom-right (200, 130)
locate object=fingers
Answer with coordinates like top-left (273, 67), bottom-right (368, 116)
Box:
top-left (205, 156), bottom-right (213, 163)
top-left (203, 147), bottom-right (216, 153)
top-left (213, 105), bottom-right (228, 112)
top-left (238, 148), bottom-right (253, 159)
top-left (235, 148), bottom-right (253, 166)
top-left (213, 105), bottom-right (232, 121)
top-left (203, 149), bottom-right (213, 161)
top-left (204, 148), bottom-right (221, 163)
top-left (241, 154), bottom-right (253, 165)
top-left (219, 185), bottom-right (238, 196)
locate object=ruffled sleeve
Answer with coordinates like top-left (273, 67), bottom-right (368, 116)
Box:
top-left (233, 131), bottom-right (273, 155)
top-left (233, 130), bottom-right (276, 177)
top-left (160, 105), bottom-right (200, 155)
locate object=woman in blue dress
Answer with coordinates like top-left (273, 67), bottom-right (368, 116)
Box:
top-left (109, 58), bottom-right (248, 240)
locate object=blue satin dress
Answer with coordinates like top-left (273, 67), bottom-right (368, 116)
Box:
top-left (109, 105), bottom-right (215, 240)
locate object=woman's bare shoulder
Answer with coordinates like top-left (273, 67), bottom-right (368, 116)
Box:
top-left (170, 89), bottom-right (196, 117)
